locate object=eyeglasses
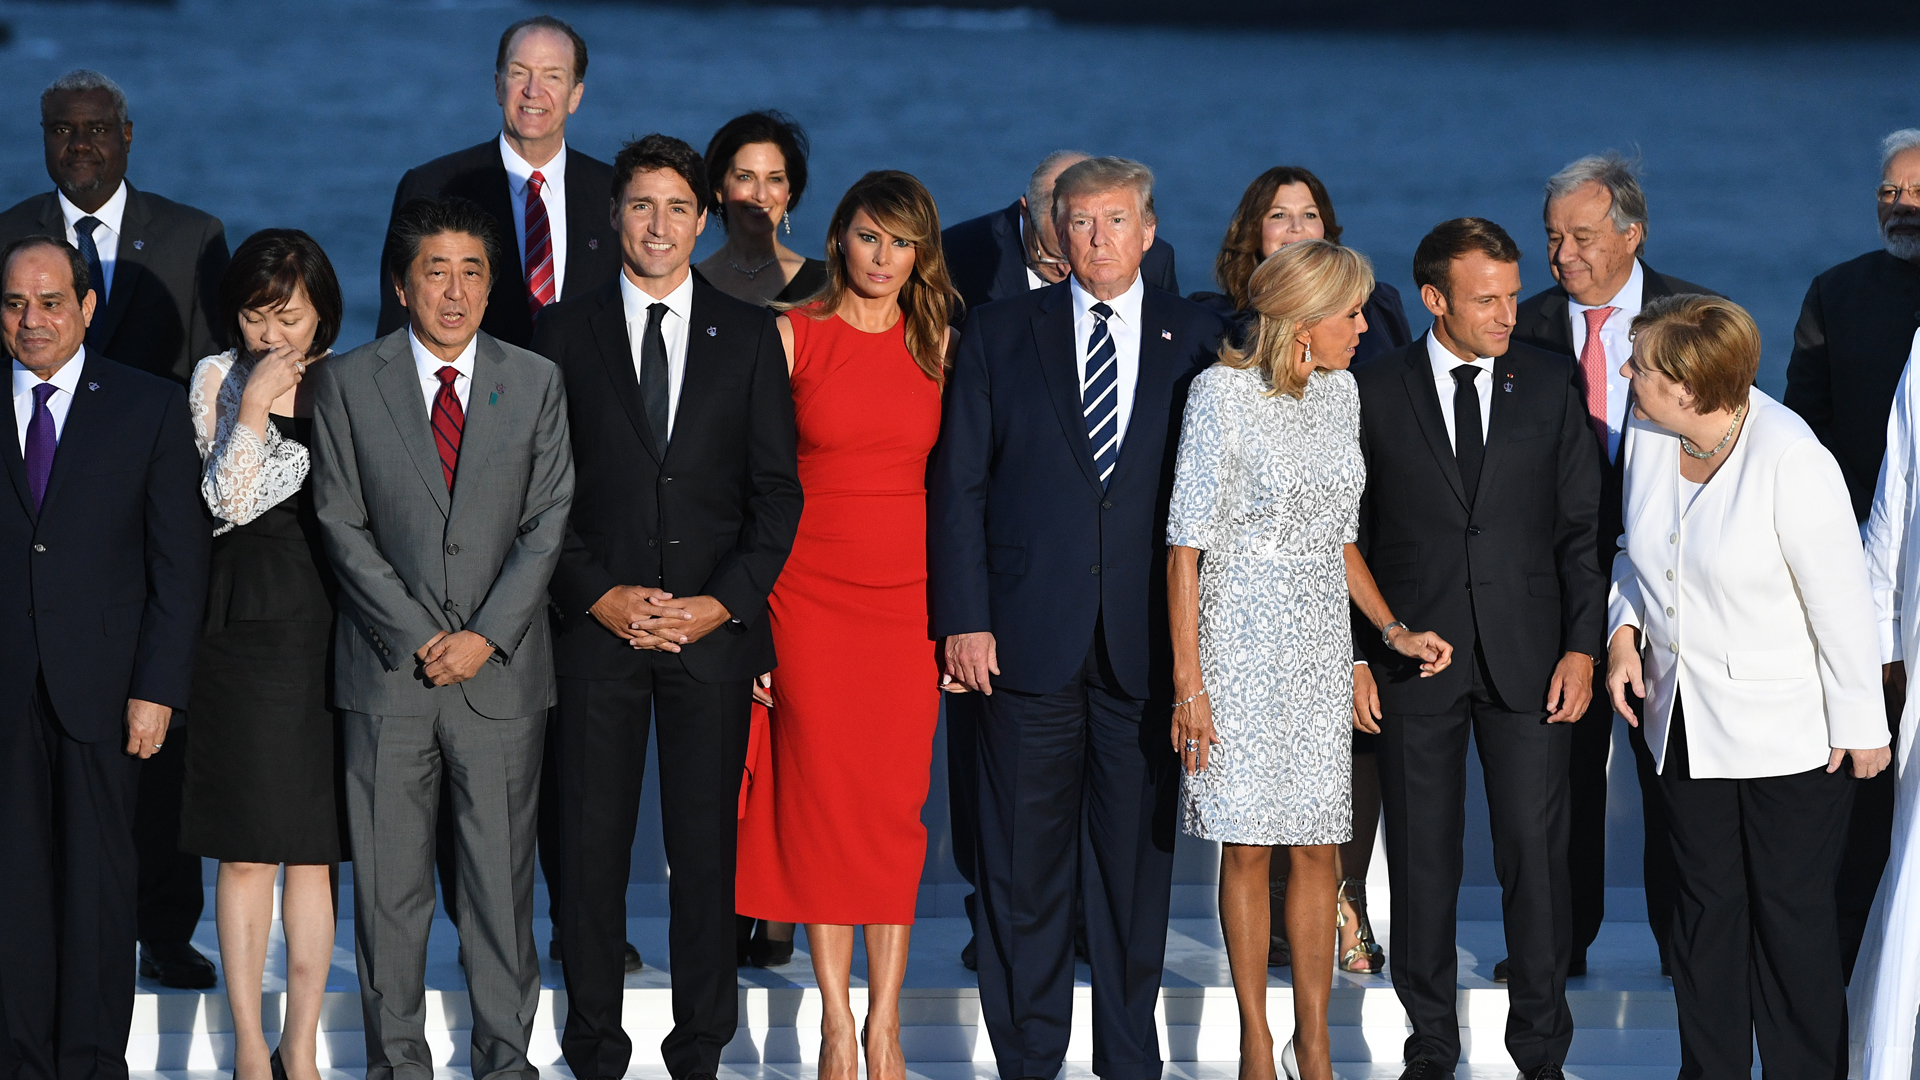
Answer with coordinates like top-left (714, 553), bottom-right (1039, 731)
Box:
top-left (1877, 184), bottom-right (1920, 204)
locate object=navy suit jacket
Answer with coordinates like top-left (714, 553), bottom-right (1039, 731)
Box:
top-left (941, 200), bottom-right (1179, 324)
top-left (0, 350), bottom-right (210, 741)
top-left (928, 280), bottom-right (1224, 698)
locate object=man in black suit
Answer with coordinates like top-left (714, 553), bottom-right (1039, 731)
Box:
top-left (1784, 128), bottom-right (1920, 978)
top-left (532, 134), bottom-right (802, 1080)
top-left (931, 157), bottom-right (1223, 1080)
top-left (378, 15), bottom-right (620, 350)
top-left (1509, 154), bottom-right (1715, 981)
top-left (0, 235), bottom-right (209, 1080)
top-left (1355, 218), bottom-right (1603, 1080)
top-left (0, 68), bottom-right (230, 991)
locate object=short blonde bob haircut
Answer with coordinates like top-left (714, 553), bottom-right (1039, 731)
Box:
top-left (1218, 239), bottom-right (1373, 399)
top-left (1629, 294), bottom-right (1758, 415)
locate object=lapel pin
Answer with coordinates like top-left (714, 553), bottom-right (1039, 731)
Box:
top-left (707, 326), bottom-right (717, 337)
top-left (88, 382), bottom-right (99, 391)
top-left (490, 382), bottom-right (506, 405)
top-left (1161, 330), bottom-right (1172, 340)
top-left (1504, 381), bottom-right (1514, 393)
top-left (132, 240), bottom-right (143, 250)
top-left (588, 238), bottom-right (599, 250)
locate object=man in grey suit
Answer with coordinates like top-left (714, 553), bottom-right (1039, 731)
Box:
top-left (310, 195), bottom-right (573, 1080)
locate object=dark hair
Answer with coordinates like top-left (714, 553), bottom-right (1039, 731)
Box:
top-left (0, 235), bottom-right (90, 301)
top-left (1413, 217), bottom-right (1522, 301)
top-left (384, 196), bottom-right (503, 288)
top-left (613, 134), bottom-right (710, 217)
top-left (1213, 166), bottom-right (1344, 310)
top-left (496, 15), bottom-right (587, 82)
top-left (221, 229), bottom-right (343, 359)
top-left (703, 110), bottom-right (810, 224)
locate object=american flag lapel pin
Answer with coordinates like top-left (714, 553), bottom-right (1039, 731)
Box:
top-left (1161, 330), bottom-right (1172, 341)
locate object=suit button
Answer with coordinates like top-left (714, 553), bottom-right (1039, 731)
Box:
top-left (1101, 500), bottom-right (1115, 510)
top-left (662, 475), bottom-right (673, 483)
top-left (32, 543), bottom-right (45, 553)
top-left (1666, 569), bottom-right (1675, 581)
top-left (1669, 642), bottom-right (1678, 654)
top-left (1090, 565), bottom-right (1101, 575)
top-left (1669, 533), bottom-right (1678, 544)
top-left (445, 544), bottom-right (460, 555)
top-left (647, 539), bottom-right (658, 547)
top-left (1666, 606), bottom-right (1675, 617)
top-left (1466, 526), bottom-right (1482, 536)
top-left (25, 609), bottom-right (32, 617)
top-left (443, 599), bottom-right (456, 611)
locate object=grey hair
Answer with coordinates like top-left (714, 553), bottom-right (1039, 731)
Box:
top-left (41, 69), bottom-right (129, 125)
top-left (1050, 156), bottom-right (1157, 225)
top-left (1544, 152), bottom-right (1647, 253)
top-left (1025, 149), bottom-right (1089, 223)
top-left (1882, 129), bottom-right (1920, 172)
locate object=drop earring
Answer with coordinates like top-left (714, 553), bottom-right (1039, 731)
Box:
top-left (783, 211), bottom-right (792, 235)
top-left (1304, 344), bottom-right (1312, 367)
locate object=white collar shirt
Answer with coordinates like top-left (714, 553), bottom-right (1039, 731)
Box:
top-left (1019, 213), bottom-right (1048, 292)
top-left (57, 181), bottom-right (128, 302)
top-left (410, 330), bottom-right (477, 415)
top-left (620, 269), bottom-right (696, 441)
top-left (13, 351), bottom-right (86, 455)
top-left (499, 134), bottom-right (568, 301)
top-left (1566, 258), bottom-right (1644, 463)
top-left (1070, 271), bottom-right (1145, 448)
top-left (1426, 331), bottom-right (1495, 451)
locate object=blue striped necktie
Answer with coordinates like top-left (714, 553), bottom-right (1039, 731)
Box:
top-left (1082, 302), bottom-right (1120, 485)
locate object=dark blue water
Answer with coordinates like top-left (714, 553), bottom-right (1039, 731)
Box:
top-left (0, 0), bottom-right (1912, 393)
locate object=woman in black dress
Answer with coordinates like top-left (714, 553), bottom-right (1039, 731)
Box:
top-left (695, 109), bottom-right (828, 309)
top-left (180, 230), bottom-right (344, 1080)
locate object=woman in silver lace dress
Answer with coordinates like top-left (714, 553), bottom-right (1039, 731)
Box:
top-left (178, 230), bottom-right (344, 1080)
top-left (1167, 240), bottom-right (1452, 1080)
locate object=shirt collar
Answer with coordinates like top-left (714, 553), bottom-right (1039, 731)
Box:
top-left (1426, 330), bottom-right (1495, 381)
top-left (1069, 270), bottom-right (1144, 329)
top-left (499, 133), bottom-right (567, 196)
top-left (13, 349), bottom-right (87, 399)
top-left (58, 181), bottom-right (128, 236)
top-left (1568, 257), bottom-right (1645, 319)
top-left (620, 268), bottom-right (695, 330)
top-left (409, 330), bottom-right (478, 385)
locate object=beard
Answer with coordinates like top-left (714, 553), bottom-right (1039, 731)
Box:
top-left (1883, 211), bottom-right (1920, 262)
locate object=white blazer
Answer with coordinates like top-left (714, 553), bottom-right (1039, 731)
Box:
top-left (1608, 389), bottom-right (1887, 778)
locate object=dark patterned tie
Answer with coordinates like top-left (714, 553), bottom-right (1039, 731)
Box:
top-left (24, 382), bottom-right (57, 510)
top-left (639, 302), bottom-right (671, 446)
top-left (524, 171), bottom-right (555, 320)
top-left (431, 366), bottom-right (464, 491)
top-left (1451, 364), bottom-right (1484, 503)
top-left (74, 215), bottom-right (105, 304)
top-left (1083, 302), bottom-right (1119, 485)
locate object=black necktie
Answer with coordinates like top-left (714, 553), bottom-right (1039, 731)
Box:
top-left (1451, 364), bottom-right (1484, 503)
top-left (640, 302), bottom-right (670, 446)
top-left (74, 215), bottom-right (106, 305)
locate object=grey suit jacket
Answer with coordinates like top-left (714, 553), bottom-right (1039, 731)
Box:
top-left (311, 328), bottom-right (574, 718)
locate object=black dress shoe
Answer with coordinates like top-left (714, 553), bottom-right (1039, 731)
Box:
top-left (269, 1049), bottom-right (290, 1080)
top-left (1492, 958), bottom-right (1510, 983)
top-left (960, 935), bottom-right (978, 971)
top-left (138, 941), bottom-right (216, 989)
top-left (749, 934), bottom-right (794, 968)
top-left (1398, 1058), bottom-right (1449, 1080)
top-left (1519, 1063), bottom-right (1565, 1080)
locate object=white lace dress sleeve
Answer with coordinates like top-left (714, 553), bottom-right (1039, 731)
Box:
top-left (190, 351), bottom-right (311, 536)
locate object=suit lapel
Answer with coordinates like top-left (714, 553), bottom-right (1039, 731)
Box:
top-left (1533, 289), bottom-right (1574, 356)
top-left (87, 185), bottom-right (149, 349)
top-left (560, 148), bottom-right (602, 302)
top-left (1031, 285), bottom-right (1104, 494)
top-left (667, 284), bottom-right (723, 467)
top-left (451, 336), bottom-right (508, 509)
top-left (1474, 361), bottom-right (1522, 503)
top-left (1105, 289), bottom-right (1176, 493)
top-left (1, 385), bottom-right (29, 520)
top-left (372, 332), bottom-right (452, 517)
top-left (36, 351), bottom-right (105, 518)
top-left (593, 281), bottom-right (661, 462)
top-left (1400, 336), bottom-right (1467, 509)
top-left (990, 202), bottom-right (1031, 304)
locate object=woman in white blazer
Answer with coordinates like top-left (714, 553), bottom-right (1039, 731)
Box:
top-left (1605, 295), bottom-right (1889, 1080)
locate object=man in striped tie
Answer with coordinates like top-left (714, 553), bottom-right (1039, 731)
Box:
top-left (930, 156), bottom-right (1228, 1080)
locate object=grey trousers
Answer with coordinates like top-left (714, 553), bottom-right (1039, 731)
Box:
top-left (343, 698), bottom-right (545, 1080)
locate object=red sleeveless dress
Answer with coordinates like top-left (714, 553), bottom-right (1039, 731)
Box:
top-left (735, 306), bottom-right (943, 924)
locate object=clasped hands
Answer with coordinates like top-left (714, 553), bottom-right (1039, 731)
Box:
top-left (591, 585), bottom-right (731, 652)
top-left (415, 630), bottom-right (494, 686)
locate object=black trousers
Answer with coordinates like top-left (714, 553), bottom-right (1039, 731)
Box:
top-left (946, 692), bottom-right (982, 932)
top-left (552, 657), bottom-right (751, 1080)
top-left (974, 634), bottom-right (1177, 1080)
top-left (1835, 698), bottom-right (1900, 981)
top-left (133, 721), bottom-right (204, 945)
top-left (1626, 704), bottom-right (1677, 968)
top-left (1660, 700), bottom-right (1853, 1080)
top-left (0, 673), bottom-right (141, 1080)
top-left (1377, 648), bottom-right (1573, 1072)
top-left (1566, 685), bottom-right (1680, 968)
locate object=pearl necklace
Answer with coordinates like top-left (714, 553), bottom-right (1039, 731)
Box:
top-left (1679, 402), bottom-right (1747, 460)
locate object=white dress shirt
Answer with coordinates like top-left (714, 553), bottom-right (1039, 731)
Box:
top-left (620, 269), bottom-right (695, 440)
top-left (1019, 214), bottom-right (1047, 292)
top-left (57, 181), bottom-right (127, 301)
top-left (1070, 272), bottom-right (1144, 447)
top-left (1425, 332), bottom-right (1494, 450)
top-left (1567, 258), bottom-right (1644, 463)
top-left (13, 353), bottom-right (85, 454)
top-left (499, 134), bottom-right (568, 300)
top-left (409, 331), bottom-right (475, 415)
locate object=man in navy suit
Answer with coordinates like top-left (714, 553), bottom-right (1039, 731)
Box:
top-left (0, 235), bottom-right (209, 1080)
top-left (930, 157), bottom-right (1223, 1080)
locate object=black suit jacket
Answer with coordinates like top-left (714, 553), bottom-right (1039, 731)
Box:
top-left (928, 281), bottom-right (1224, 698)
top-left (0, 350), bottom-right (210, 741)
top-left (378, 139), bottom-right (621, 349)
top-left (941, 199), bottom-right (1179, 324)
top-left (0, 185), bottom-right (229, 385)
top-left (1191, 280), bottom-right (1412, 367)
top-left (533, 275), bottom-right (802, 683)
top-left (1783, 250), bottom-right (1920, 521)
top-left (1352, 335), bottom-right (1604, 714)
top-left (1513, 260), bottom-right (1718, 563)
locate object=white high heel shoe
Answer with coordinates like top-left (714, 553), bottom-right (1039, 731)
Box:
top-left (1280, 1038), bottom-right (1301, 1080)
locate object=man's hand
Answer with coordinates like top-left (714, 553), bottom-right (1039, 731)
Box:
top-left (415, 630), bottom-right (449, 664)
top-left (591, 586), bottom-right (685, 651)
top-left (1352, 663), bottom-right (1381, 734)
top-left (1545, 650), bottom-right (1594, 723)
top-left (944, 632), bottom-right (999, 695)
top-left (1830, 745), bottom-right (1892, 779)
top-left (125, 698), bottom-right (172, 758)
top-left (640, 594), bottom-right (733, 646)
top-left (421, 630), bottom-right (494, 686)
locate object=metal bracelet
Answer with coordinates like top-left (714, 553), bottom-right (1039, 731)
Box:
top-left (1381, 620), bottom-right (1408, 644)
top-left (1174, 688), bottom-right (1208, 709)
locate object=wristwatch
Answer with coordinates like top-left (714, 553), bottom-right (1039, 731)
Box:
top-left (1381, 621), bottom-right (1407, 644)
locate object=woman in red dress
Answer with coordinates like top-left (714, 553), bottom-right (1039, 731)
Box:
top-left (735, 170), bottom-right (962, 1080)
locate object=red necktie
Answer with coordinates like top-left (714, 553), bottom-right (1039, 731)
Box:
top-left (525, 171), bottom-right (555, 319)
top-left (432, 366), bottom-right (464, 491)
top-left (1579, 306), bottom-right (1616, 447)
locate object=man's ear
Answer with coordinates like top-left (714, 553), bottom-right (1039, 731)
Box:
top-left (1420, 283), bottom-right (1449, 319)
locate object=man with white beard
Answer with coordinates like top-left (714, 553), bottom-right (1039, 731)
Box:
top-left (1784, 127), bottom-right (1920, 981)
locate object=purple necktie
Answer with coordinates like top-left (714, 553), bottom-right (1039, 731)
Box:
top-left (25, 382), bottom-right (57, 510)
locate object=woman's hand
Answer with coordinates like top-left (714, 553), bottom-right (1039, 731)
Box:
top-left (752, 672), bottom-right (772, 707)
top-left (1171, 688), bottom-right (1219, 775)
top-left (1385, 626), bottom-right (1453, 676)
top-left (1829, 745), bottom-right (1892, 779)
top-left (242, 343), bottom-right (307, 410)
top-left (1606, 626), bottom-right (1643, 725)
top-left (1352, 662), bottom-right (1381, 734)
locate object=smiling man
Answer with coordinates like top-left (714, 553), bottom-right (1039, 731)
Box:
top-left (376, 15), bottom-right (619, 349)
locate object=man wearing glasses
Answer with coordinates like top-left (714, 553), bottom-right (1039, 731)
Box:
top-left (1784, 127), bottom-right (1920, 980)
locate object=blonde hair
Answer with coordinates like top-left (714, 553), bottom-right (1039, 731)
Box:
top-left (1629, 294), bottom-right (1757, 415)
top-left (1218, 239), bottom-right (1373, 398)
